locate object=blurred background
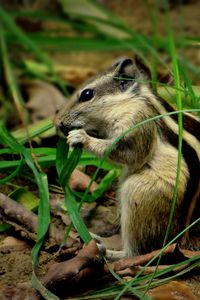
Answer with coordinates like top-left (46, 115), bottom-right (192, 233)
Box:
top-left (1, 0), bottom-right (200, 127)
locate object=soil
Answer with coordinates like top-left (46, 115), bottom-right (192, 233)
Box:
top-left (0, 1), bottom-right (200, 299)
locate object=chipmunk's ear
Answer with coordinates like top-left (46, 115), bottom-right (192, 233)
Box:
top-left (116, 58), bottom-right (133, 74)
top-left (135, 55), bottom-right (151, 81)
top-left (113, 57), bottom-right (151, 80)
top-left (113, 57), bottom-right (133, 68)
top-left (113, 58), bottom-right (134, 74)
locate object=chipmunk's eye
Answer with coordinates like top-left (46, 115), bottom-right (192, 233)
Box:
top-left (79, 88), bottom-right (94, 102)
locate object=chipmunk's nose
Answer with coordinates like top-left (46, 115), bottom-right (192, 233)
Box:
top-left (54, 116), bottom-right (69, 136)
top-left (56, 120), bottom-right (82, 136)
top-left (58, 121), bottom-right (70, 136)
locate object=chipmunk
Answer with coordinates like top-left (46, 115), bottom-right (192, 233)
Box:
top-left (54, 57), bottom-right (200, 256)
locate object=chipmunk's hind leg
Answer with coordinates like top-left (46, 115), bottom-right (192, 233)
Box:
top-left (119, 167), bottom-right (182, 256)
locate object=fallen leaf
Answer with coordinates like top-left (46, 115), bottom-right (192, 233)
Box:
top-left (69, 168), bottom-right (98, 193)
top-left (112, 244), bottom-right (199, 273)
top-left (9, 187), bottom-right (39, 211)
top-left (115, 264), bottom-right (188, 277)
top-left (148, 281), bottom-right (197, 300)
top-left (180, 248), bottom-right (200, 258)
top-left (42, 240), bottom-right (103, 298)
top-left (24, 80), bottom-right (66, 122)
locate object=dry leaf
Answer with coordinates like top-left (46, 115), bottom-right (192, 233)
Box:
top-left (24, 80), bottom-right (66, 122)
top-left (69, 168), bottom-right (98, 192)
top-left (42, 240), bottom-right (103, 298)
top-left (112, 243), bottom-right (200, 273)
top-left (148, 281), bottom-right (197, 300)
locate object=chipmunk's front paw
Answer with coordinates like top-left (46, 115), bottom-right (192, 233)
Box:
top-left (67, 129), bottom-right (89, 147)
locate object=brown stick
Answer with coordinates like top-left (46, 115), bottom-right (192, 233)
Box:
top-left (116, 263), bottom-right (189, 277)
top-left (112, 244), bottom-right (178, 272)
top-left (42, 240), bottom-right (103, 297)
top-left (0, 192), bottom-right (38, 233)
top-left (0, 193), bottom-right (80, 250)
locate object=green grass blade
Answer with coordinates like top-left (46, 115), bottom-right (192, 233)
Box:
top-left (31, 271), bottom-right (60, 300)
top-left (21, 148), bottom-right (51, 294)
top-left (0, 124), bottom-right (51, 273)
top-left (63, 185), bottom-right (91, 243)
top-left (105, 261), bottom-right (151, 300)
top-left (0, 160), bottom-right (23, 184)
top-left (0, 224), bottom-right (11, 232)
top-left (0, 125), bottom-right (24, 183)
top-left (56, 139), bottom-right (91, 243)
top-left (89, 169), bottom-right (118, 202)
top-left (0, 7), bottom-right (67, 95)
top-left (59, 145), bottom-right (82, 187)
top-left (56, 137), bottom-right (69, 176)
top-left (79, 153), bottom-right (117, 170)
top-left (0, 29), bottom-right (28, 123)
top-left (179, 64), bottom-right (200, 114)
top-left (158, 85), bottom-right (200, 108)
top-left (9, 188), bottom-right (39, 211)
top-left (0, 149), bottom-right (117, 173)
top-left (0, 122), bottom-right (23, 153)
top-left (12, 117), bottom-right (54, 144)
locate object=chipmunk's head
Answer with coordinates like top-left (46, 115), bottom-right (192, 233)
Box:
top-left (54, 57), bottom-right (152, 137)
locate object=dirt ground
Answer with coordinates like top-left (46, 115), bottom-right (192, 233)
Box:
top-left (0, 0), bottom-right (200, 299)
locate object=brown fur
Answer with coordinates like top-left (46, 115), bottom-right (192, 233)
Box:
top-left (54, 58), bottom-right (200, 256)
